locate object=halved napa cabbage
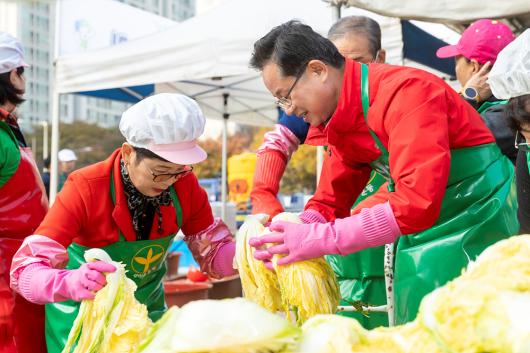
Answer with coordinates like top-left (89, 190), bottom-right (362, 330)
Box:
top-left (62, 248), bottom-right (151, 353)
top-left (138, 297), bottom-right (300, 353)
top-left (235, 213), bottom-right (340, 325)
top-left (272, 213), bottom-right (340, 324)
top-left (235, 215), bottom-right (283, 312)
top-left (297, 314), bottom-right (365, 353)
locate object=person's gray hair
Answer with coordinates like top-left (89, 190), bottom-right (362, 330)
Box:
top-left (327, 16), bottom-right (382, 57)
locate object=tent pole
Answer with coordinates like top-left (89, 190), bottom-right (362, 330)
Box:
top-left (332, 1), bottom-right (342, 22)
top-left (221, 93), bottom-right (229, 222)
top-left (49, 0), bottom-right (61, 205)
top-left (49, 91), bottom-right (60, 205)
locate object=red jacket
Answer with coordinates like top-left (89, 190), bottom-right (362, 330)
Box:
top-left (305, 60), bottom-right (494, 234)
top-left (36, 148), bottom-right (213, 248)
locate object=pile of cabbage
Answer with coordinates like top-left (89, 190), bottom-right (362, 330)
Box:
top-left (297, 234), bottom-right (530, 353)
top-left (65, 235), bottom-right (530, 353)
top-left (235, 213), bottom-right (340, 324)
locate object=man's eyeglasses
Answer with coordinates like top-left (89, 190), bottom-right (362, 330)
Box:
top-left (515, 131), bottom-right (530, 152)
top-left (275, 66), bottom-right (306, 111)
top-left (145, 164), bottom-right (194, 183)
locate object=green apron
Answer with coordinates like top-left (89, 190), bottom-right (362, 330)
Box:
top-left (327, 173), bottom-right (388, 329)
top-left (45, 172), bottom-right (182, 353)
top-left (331, 63), bottom-right (518, 327)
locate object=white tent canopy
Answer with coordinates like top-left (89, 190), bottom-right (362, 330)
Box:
top-left (55, 0), bottom-right (405, 127)
top-left (338, 0), bottom-right (530, 28)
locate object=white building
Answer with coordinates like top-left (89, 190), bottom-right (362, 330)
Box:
top-left (0, 0), bottom-right (195, 130)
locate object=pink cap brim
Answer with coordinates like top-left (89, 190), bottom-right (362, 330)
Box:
top-left (436, 45), bottom-right (461, 59)
top-left (148, 141), bottom-right (207, 165)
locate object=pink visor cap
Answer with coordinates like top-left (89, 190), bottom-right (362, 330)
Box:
top-left (119, 93), bottom-right (208, 165)
top-left (436, 19), bottom-right (515, 65)
top-left (148, 140), bottom-right (207, 165)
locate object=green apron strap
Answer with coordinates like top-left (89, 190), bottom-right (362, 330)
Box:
top-left (477, 99), bottom-right (508, 114)
top-left (170, 187), bottom-right (183, 228)
top-left (360, 63), bottom-right (395, 192)
top-left (110, 170), bottom-right (183, 229)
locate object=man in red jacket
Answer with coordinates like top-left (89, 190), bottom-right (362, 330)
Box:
top-left (248, 21), bottom-right (518, 324)
top-left (251, 16), bottom-right (386, 218)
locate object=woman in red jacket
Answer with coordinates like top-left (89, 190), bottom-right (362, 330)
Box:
top-left (0, 32), bottom-right (48, 353)
top-left (10, 93), bottom-right (236, 353)
top-left (249, 21), bottom-right (518, 325)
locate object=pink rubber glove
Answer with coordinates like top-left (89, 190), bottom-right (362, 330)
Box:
top-left (250, 202), bottom-right (401, 268)
top-left (17, 261), bottom-right (116, 304)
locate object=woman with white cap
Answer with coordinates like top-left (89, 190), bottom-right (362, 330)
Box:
top-left (489, 29), bottom-right (530, 233)
top-left (57, 148), bottom-right (77, 191)
top-left (0, 32), bottom-right (48, 353)
top-left (9, 93), bottom-right (237, 353)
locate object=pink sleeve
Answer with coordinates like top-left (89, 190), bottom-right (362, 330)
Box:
top-left (257, 124), bottom-right (300, 161)
top-left (10, 235), bottom-right (69, 293)
top-left (185, 218), bottom-right (235, 279)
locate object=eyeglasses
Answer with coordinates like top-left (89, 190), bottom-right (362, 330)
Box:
top-left (515, 131), bottom-right (530, 152)
top-left (145, 164), bottom-right (194, 183)
top-left (275, 66), bottom-right (306, 111)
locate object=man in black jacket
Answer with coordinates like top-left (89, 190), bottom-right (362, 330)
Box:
top-left (437, 19), bottom-right (517, 163)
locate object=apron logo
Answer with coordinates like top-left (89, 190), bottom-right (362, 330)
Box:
top-left (132, 245), bottom-right (166, 274)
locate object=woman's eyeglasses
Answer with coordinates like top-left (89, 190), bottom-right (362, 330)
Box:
top-left (145, 164), bottom-right (194, 183)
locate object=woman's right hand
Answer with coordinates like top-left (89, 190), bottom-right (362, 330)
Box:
top-left (63, 261), bottom-right (116, 301)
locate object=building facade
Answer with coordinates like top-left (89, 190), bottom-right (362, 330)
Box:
top-left (0, 0), bottom-right (195, 130)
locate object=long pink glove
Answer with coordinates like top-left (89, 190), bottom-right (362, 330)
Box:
top-left (17, 261), bottom-right (116, 304)
top-left (250, 202), bottom-right (401, 267)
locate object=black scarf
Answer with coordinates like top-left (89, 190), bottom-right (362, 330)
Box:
top-left (120, 159), bottom-right (171, 240)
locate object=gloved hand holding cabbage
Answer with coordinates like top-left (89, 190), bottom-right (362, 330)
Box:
top-left (236, 212), bottom-right (340, 324)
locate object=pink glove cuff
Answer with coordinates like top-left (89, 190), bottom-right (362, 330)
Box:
top-left (299, 209), bottom-right (327, 224)
top-left (334, 202), bottom-right (401, 255)
top-left (257, 124), bottom-right (300, 160)
top-left (212, 242), bottom-right (236, 278)
top-left (18, 262), bottom-right (59, 304)
top-left (186, 218), bottom-right (234, 279)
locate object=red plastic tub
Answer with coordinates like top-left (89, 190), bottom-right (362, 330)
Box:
top-left (164, 279), bottom-right (212, 307)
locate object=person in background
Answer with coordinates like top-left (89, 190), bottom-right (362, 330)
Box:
top-left (251, 16), bottom-right (386, 218)
top-left (57, 148), bottom-right (77, 191)
top-left (488, 29), bottom-right (530, 233)
top-left (0, 32), bottom-right (48, 353)
top-left (249, 20), bottom-right (517, 325)
top-left (436, 19), bottom-right (517, 163)
top-left (10, 93), bottom-right (236, 353)
top-left (41, 157), bottom-right (50, 198)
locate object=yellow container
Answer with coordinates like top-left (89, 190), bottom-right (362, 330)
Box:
top-left (228, 152), bottom-right (257, 211)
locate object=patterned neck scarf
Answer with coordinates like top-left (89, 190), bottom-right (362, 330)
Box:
top-left (120, 159), bottom-right (171, 239)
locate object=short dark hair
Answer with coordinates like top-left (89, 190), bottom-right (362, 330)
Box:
top-left (44, 157), bottom-right (50, 168)
top-left (0, 67), bottom-right (25, 106)
top-left (327, 16), bottom-right (382, 58)
top-left (505, 94), bottom-right (530, 132)
top-left (250, 20), bottom-right (344, 77)
top-left (133, 146), bottom-right (170, 164)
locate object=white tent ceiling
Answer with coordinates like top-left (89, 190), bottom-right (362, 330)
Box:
top-left (55, 0), bottom-right (405, 127)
